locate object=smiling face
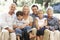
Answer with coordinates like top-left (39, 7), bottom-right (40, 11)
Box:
top-left (22, 5), bottom-right (30, 15)
top-left (32, 7), bottom-right (38, 14)
top-left (47, 9), bottom-right (53, 18)
top-left (9, 3), bottom-right (16, 14)
top-left (38, 10), bottom-right (44, 19)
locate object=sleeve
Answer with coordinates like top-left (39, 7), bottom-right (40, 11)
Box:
top-left (13, 19), bottom-right (17, 25)
top-left (44, 18), bottom-right (47, 20)
top-left (54, 18), bottom-right (59, 30)
top-left (49, 18), bottom-right (59, 30)
top-left (35, 17), bottom-right (39, 20)
top-left (1, 13), bottom-right (9, 29)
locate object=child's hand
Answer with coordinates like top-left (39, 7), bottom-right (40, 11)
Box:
top-left (22, 24), bottom-right (28, 28)
top-left (45, 26), bottom-right (49, 29)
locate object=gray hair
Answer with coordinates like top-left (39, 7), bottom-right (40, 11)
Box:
top-left (9, 3), bottom-right (16, 7)
top-left (46, 6), bottom-right (54, 12)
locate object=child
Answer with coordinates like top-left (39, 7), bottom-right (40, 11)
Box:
top-left (35, 10), bottom-right (47, 40)
top-left (13, 11), bottom-right (35, 40)
top-left (13, 11), bottom-right (28, 40)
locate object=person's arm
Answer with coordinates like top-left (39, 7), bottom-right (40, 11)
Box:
top-left (18, 24), bottom-right (27, 29)
top-left (13, 20), bottom-right (18, 29)
top-left (44, 19), bottom-right (49, 29)
top-left (35, 19), bottom-right (40, 30)
top-left (13, 25), bottom-right (17, 29)
top-left (39, 19), bottom-right (47, 28)
top-left (48, 18), bottom-right (59, 31)
top-left (29, 21), bottom-right (33, 27)
top-left (53, 19), bottom-right (59, 30)
top-left (29, 16), bottom-right (33, 27)
top-left (2, 13), bottom-right (14, 32)
top-left (1, 14), bottom-right (9, 29)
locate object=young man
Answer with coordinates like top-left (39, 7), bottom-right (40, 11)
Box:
top-left (1, 3), bottom-right (16, 40)
top-left (30, 5), bottom-right (39, 40)
top-left (31, 5), bottom-right (38, 18)
top-left (30, 5), bottom-right (38, 28)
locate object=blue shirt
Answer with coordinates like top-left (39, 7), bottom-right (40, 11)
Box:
top-left (45, 15), bottom-right (59, 30)
top-left (30, 13), bottom-right (38, 28)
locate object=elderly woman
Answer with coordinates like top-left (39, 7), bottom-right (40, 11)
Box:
top-left (45, 6), bottom-right (60, 40)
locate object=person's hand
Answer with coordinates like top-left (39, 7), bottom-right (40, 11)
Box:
top-left (45, 26), bottom-right (49, 29)
top-left (8, 29), bottom-right (15, 33)
top-left (21, 24), bottom-right (28, 28)
top-left (13, 25), bottom-right (17, 29)
top-left (17, 25), bottom-right (25, 29)
top-left (52, 28), bottom-right (55, 31)
top-left (37, 27), bottom-right (40, 30)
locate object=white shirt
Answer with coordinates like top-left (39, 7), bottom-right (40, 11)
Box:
top-left (1, 13), bottom-right (15, 30)
top-left (23, 16), bottom-right (33, 24)
top-left (36, 17), bottom-right (47, 28)
top-left (14, 19), bottom-right (24, 26)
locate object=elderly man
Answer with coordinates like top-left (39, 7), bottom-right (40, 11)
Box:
top-left (44, 6), bottom-right (60, 40)
top-left (1, 3), bottom-right (16, 40)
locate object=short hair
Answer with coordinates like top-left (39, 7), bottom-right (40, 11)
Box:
top-left (23, 5), bottom-right (29, 8)
top-left (22, 5), bottom-right (29, 10)
top-left (46, 6), bottom-right (53, 12)
top-left (9, 3), bottom-right (16, 8)
top-left (37, 10), bottom-right (44, 14)
top-left (16, 11), bottom-right (23, 17)
top-left (32, 5), bottom-right (38, 9)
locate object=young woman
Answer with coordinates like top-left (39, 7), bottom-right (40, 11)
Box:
top-left (22, 5), bottom-right (36, 40)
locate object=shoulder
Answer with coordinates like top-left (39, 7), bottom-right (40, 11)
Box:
top-left (44, 15), bottom-right (48, 18)
top-left (35, 17), bottom-right (39, 19)
top-left (53, 17), bottom-right (59, 21)
top-left (29, 16), bottom-right (33, 19)
top-left (1, 13), bottom-right (9, 19)
top-left (35, 17), bottom-right (39, 21)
